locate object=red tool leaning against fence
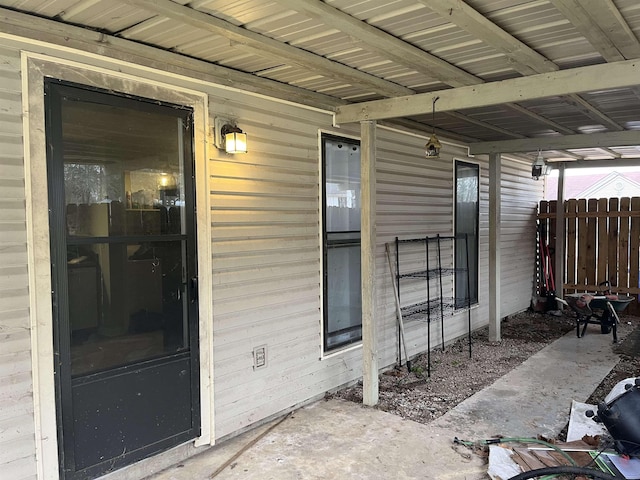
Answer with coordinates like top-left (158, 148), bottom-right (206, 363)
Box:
top-left (537, 222), bottom-right (556, 312)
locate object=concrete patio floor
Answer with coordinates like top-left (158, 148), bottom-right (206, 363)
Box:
top-left (142, 323), bottom-right (626, 480)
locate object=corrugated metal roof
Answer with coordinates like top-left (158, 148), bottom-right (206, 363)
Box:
top-left (1, 0), bottom-right (640, 162)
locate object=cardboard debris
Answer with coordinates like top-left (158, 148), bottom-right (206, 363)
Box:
top-left (487, 441), bottom-right (596, 480)
top-left (487, 399), bottom-right (632, 479)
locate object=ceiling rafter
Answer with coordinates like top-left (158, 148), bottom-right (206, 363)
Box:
top-left (444, 111), bottom-right (526, 139)
top-left (416, 0), bottom-right (557, 77)
top-left (444, 111), bottom-right (578, 159)
top-left (269, 0), bottom-right (482, 88)
top-left (583, 0), bottom-right (640, 59)
top-left (0, 6), bottom-right (346, 111)
top-left (335, 59), bottom-right (640, 124)
top-left (564, 94), bottom-right (624, 131)
top-left (0, 5), bottom-right (475, 146)
top-left (546, 0), bottom-right (639, 131)
top-left (548, 0), bottom-right (627, 62)
top-left (469, 130), bottom-right (640, 155)
top-left (600, 147), bottom-right (623, 158)
top-left (553, 150), bottom-right (584, 160)
top-left (382, 118), bottom-right (478, 144)
top-left (3, 0), bottom-right (638, 162)
top-left (421, 0), bottom-right (623, 137)
top-left (502, 103), bottom-right (575, 135)
top-left (562, 95), bottom-right (624, 131)
top-left (270, 0), bottom-right (594, 145)
top-left (126, 0), bottom-right (626, 147)
top-left (123, 0), bottom-right (414, 97)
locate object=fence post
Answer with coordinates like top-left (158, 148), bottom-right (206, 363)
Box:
top-left (566, 199), bottom-right (577, 294)
top-left (608, 198), bottom-right (619, 289)
top-left (630, 197), bottom-right (640, 315)
top-left (555, 164), bottom-right (566, 299)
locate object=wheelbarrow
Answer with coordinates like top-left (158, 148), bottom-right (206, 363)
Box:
top-left (562, 292), bottom-right (634, 343)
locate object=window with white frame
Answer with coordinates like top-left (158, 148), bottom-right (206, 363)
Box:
top-left (455, 161), bottom-right (479, 308)
top-left (322, 134), bottom-right (362, 351)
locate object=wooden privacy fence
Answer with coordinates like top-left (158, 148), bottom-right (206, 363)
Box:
top-left (538, 197), bottom-right (640, 316)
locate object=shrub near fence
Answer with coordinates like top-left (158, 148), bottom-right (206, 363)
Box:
top-left (538, 197), bottom-right (640, 316)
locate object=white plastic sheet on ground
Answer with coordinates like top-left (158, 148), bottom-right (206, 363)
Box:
top-left (487, 444), bottom-right (522, 480)
top-left (566, 400), bottom-right (608, 442)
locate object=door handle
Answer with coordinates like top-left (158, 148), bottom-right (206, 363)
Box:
top-left (190, 277), bottom-right (198, 303)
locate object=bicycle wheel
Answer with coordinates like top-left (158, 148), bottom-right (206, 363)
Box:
top-left (509, 466), bottom-right (618, 479)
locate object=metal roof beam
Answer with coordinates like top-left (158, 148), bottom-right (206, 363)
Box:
top-left (335, 59), bottom-right (640, 124)
top-left (469, 130), bottom-right (640, 155)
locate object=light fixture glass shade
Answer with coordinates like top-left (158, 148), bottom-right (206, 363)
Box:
top-left (225, 131), bottom-right (247, 154)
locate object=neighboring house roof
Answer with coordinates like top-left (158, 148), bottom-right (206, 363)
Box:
top-left (578, 172), bottom-right (640, 199)
top-left (546, 171), bottom-right (640, 200)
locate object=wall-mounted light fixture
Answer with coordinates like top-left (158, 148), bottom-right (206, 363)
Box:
top-left (214, 117), bottom-right (248, 154)
top-left (425, 96), bottom-right (441, 158)
top-left (531, 150), bottom-right (551, 180)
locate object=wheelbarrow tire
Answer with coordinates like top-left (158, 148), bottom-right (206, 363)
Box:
top-left (601, 323), bottom-right (611, 334)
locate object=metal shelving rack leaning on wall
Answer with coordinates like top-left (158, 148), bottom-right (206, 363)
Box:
top-left (394, 234), bottom-right (472, 377)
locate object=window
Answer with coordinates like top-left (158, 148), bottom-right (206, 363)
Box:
top-left (322, 134), bottom-right (361, 351)
top-left (455, 161), bottom-right (479, 308)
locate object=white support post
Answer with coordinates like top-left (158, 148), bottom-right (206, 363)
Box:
top-left (555, 164), bottom-right (566, 300)
top-left (489, 153), bottom-right (501, 341)
top-left (361, 120), bottom-right (378, 406)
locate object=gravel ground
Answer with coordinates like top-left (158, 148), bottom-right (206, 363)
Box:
top-left (330, 308), bottom-right (640, 438)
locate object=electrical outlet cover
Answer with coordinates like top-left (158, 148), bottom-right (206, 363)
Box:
top-left (253, 345), bottom-right (267, 370)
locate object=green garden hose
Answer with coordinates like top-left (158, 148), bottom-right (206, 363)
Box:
top-left (453, 436), bottom-right (578, 466)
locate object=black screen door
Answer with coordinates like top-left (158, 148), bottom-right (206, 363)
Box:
top-left (45, 79), bottom-right (200, 480)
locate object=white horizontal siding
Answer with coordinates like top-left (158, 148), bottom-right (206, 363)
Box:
top-left (207, 94), bottom-right (515, 438)
top-left (376, 144), bottom-right (541, 367)
top-left (0, 45), bottom-right (37, 480)
top-left (500, 159), bottom-right (544, 314)
top-left (0, 456), bottom-right (37, 480)
top-left (0, 37), bottom-right (545, 479)
top-left (209, 93), bottom-right (331, 438)
top-left (376, 130), bottom-right (463, 367)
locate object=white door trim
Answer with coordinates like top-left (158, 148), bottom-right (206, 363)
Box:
top-left (22, 52), bottom-right (214, 479)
